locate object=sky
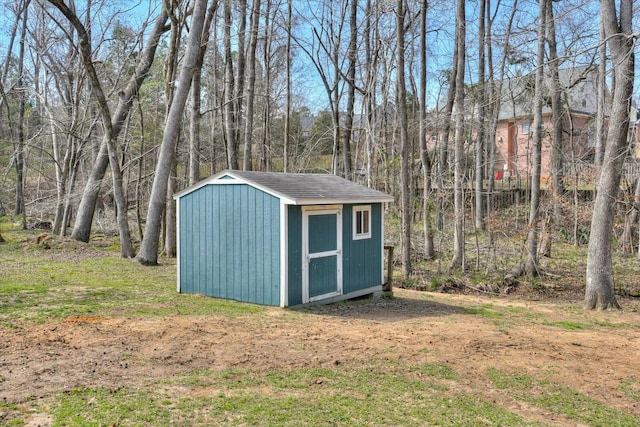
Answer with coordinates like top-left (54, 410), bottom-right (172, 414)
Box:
top-left (0, 0), bottom-right (630, 116)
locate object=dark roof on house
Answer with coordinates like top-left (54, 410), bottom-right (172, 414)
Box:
top-left (174, 170), bottom-right (394, 205)
top-left (497, 65), bottom-right (602, 121)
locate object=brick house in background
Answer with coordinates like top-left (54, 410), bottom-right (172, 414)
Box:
top-left (494, 65), bottom-right (604, 182)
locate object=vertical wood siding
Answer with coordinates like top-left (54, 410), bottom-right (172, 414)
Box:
top-left (178, 184), bottom-right (281, 306)
top-left (342, 204), bottom-right (383, 293)
top-left (287, 205), bottom-right (303, 306)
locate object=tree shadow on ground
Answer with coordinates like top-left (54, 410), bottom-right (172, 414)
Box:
top-left (297, 295), bottom-right (466, 323)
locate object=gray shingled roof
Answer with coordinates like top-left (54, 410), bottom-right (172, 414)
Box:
top-left (227, 170), bottom-right (393, 204)
top-left (175, 170), bottom-right (394, 205)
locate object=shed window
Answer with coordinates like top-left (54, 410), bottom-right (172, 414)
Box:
top-left (353, 205), bottom-right (371, 240)
top-left (521, 121), bottom-right (531, 134)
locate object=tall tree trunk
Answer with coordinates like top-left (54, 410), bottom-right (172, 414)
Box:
top-left (235, 0), bottom-right (247, 152)
top-left (283, 0), bottom-right (292, 172)
top-left (436, 50), bottom-right (457, 231)
top-left (189, 64), bottom-right (203, 184)
top-left (547, 0), bottom-right (563, 227)
top-left (136, 99), bottom-right (145, 240)
top-left (243, 0), bottom-right (261, 171)
top-left (342, 0), bottom-right (357, 179)
top-left (328, 2), bottom-right (345, 176)
top-left (363, 0), bottom-right (376, 187)
top-left (396, 0), bottom-right (411, 278)
top-left (161, 0), bottom-right (184, 257)
top-left (450, 0), bottom-right (466, 270)
top-left (164, 161), bottom-right (177, 257)
top-left (223, 0), bottom-right (238, 169)
top-left (70, 8), bottom-right (169, 242)
top-left (137, 0), bottom-right (208, 265)
top-left (621, 177), bottom-right (640, 254)
top-left (474, 0), bottom-right (486, 231)
top-left (331, 51), bottom-right (340, 176)
top-left (486, 0), bottom-right (517, 245)
top-left (190, 1), bottom-right (218, 184)
top-left (61, 138), bottom-right (82, 236)
top-left (524, 0), bottom-right (547, 276)
top-left (418, 0), bottom-right (434, 259)
top-left (585, 0), bottom-right (633, 310)
top-left (260, 0), bottom-right (273, 171)
top-left (0, 1), bottom-right (25, 226)
top-left (595, 18), bottom-right (607, 169)
top-left (14, 0), bottom-right (30, 231)
top-left (331, 110), bottom-right (340, 175)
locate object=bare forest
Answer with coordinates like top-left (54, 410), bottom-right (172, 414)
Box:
top-left (0, 0), bottom-right (638, 309)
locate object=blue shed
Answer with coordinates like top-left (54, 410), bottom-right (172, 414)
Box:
top-left (174, 170), bottom-right (394, 307)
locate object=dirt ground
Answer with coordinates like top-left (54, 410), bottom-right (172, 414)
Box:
top-left (2, 288), bottom-right (640, 426)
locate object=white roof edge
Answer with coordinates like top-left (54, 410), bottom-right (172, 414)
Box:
top-left (173, 170), bottom-right (298, 203)
top-left (173, 170), bottom-right (227, 199)
top-left (291, 197), bottom-right (394, 205)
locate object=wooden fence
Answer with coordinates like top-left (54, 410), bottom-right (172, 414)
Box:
top-left (563, 161), bottom-right (640, 185)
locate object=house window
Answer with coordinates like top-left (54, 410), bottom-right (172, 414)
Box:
top-left (353, 205), bottom-right (371, 240)
top-left (521, 121), bottom-right (531, 134)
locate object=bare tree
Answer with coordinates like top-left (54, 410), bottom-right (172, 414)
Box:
top-left (594, 17), bottom-right (606, 169)
top-left (163, 2), bottom-right (189, 258)
top-left (14, 0), bottom-right (30, 230)
top-left (235, 0), bottom-right (248, 154)
top-left (585, 0), bottom-right (634, 310)
top-left (620, 177), bottom-right (640, 254)
top-left (70, 7), bottom-right (169, 243)
top-left (362, 0), bottom-right (377, 187)
top-left (485, 0), bottom-right (518, 246)
top-left (435, 60), bottom-right (457, 232)
top-left (418, 0), bottom-right (434, 259)
top-left (342, 0), bottom-right (357, 179)
top-left (547, 0), bottom-right (563, 212)
top-left (474, 0), bottom-right (486, 231)
top-left (190, 1), bottom-right (218, 184)
top-left (294, 0), bottom-right (349, 175)
top-left (244, 0), bottom-right (258, 172)
top-left (450, 0), bottom-right (466, 270)
top-left (396, 0), bottom-right (411, 278)
top-left (48, 0), bottom-right (138, 257)
top-left (524, 0), bottom-right (547, 276)
top-left (137, 0), bottom-right (209, 265)
top-left (283, 0), bottom-right (292, 172)
top-left (223, 0), bottom-right (238, 169)
top-left (260, 0), bottom-right (274, 171)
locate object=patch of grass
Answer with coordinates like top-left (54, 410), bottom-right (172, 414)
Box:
top-left (619, 377), bottom-right (640, 402)
top-left (543, 320), bottom-right (588, 330)
top-left (177, 391), bottom-right (542, 426)
top-left (0, 401), bottom-right (26, 426)
top-left (589, 319), bottom-right (624, 328)
top-left (486, 367), bottom-right (539, 390)
top-left (130, 296), bottom-right (264, 318)
top-left (486, 368), bottom-right (639, 426)
top-left (463, 304), bottom-right (504, 319)
top-left (0, 251), bottom-right (264, 323)
top-left (530, 384), bottom-right (639, 426)
top-left (52, 387), bottom-right (172, 426)
top-left (56, 364), bottom-right (542, 427)
top-left (409, 362), bottom-right (458, 380)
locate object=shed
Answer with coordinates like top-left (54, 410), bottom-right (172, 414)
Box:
top-left (174, 170), bottom-right (394, 307)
